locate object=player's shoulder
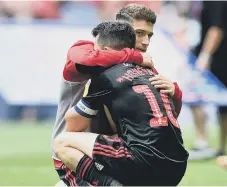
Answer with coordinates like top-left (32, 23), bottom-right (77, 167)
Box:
top-left (98, 63), bottom-right (138, 85)
top-left (67, 40), bottom-right (94, 60)
top-left (105, 63), bottom-right (137, 72)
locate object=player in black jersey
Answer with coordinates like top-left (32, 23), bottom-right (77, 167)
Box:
top-left (54, 21), bottom-right (188, 186)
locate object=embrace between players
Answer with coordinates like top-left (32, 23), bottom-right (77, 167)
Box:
top-left (51, 3), bottom-right (189, 186)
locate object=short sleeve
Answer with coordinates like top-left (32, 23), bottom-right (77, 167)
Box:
top-left (207, 2), bottom-right (225, 29)
top-left (76, 64), bottom-right (106, 75)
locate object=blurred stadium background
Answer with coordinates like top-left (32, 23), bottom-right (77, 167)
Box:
top-left (0, 1), bottom-right (227, 186)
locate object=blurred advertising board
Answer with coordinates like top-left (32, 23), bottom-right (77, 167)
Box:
top-left (0, 21), bottom-right (226, 106)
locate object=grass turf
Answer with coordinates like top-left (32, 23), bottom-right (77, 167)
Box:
top-left (0, 121), bottom-right (226, 186)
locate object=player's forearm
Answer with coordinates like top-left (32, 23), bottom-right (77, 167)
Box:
top-left (82, 48), bottom-right (143, 67)
top-left (54, 145), bottom-right (77, 172)
top-left (65, 119), bottom-right (90, 132)
top-left (172, 82), bottom-right (182, 117)
top-left (200, 27), bottom-right (223, 57)
top-left (68, 40), bottom-right (143, 67)
top-left (65, 108), bottom-right (91, 132)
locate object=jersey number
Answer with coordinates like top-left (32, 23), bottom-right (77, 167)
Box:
top-left (132, 85), bottom-right (180, 128)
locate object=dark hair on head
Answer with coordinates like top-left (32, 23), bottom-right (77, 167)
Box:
top-left (116, 3), bottom-right (156, 24)
top-left (92, 22), bottom-right (109, 37)
top-left (91, 21), bottom-right (136, 50)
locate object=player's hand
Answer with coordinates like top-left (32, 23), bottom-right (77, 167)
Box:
top-left (196, 52), bottom-right (211, 71)
top-left (149, 75), bottom-right (175, 97)
top-left (139, 52), bottom-right (154, 68)
top-left (196, 59), bottom-right (210, 71)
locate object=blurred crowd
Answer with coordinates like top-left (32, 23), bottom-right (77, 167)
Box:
top-left (0, 1), bottom-right (202, 48)
top-left (0, 1), bottom-right (201, 46)
top-left (0, 1), bottom-right (196, 25)
top-left (0, 1), bottom-right (159, 20)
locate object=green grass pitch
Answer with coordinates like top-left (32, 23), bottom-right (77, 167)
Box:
top-left (0, 121), bottom-right (226, 186)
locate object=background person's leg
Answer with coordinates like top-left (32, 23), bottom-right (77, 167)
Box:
top-left (191, 105), bottom-right (208, 145)
top-left (216, 155), bottom-right (227, 169)
top-left (218, 107), bottom-right (227, 156)
top-left (189, 105), bottom-right (216, 160)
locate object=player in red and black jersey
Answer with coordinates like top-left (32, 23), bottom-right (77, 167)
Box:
top-left (53, 7), bottom-right (184, 185)
top-left (52, 12), bottom-right (154, 187)
top-left (54, 21), bottom-right (188, 186)
top-left (53, 4), bottom-right (184, 186)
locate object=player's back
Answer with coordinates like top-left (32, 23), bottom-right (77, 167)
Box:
top-left (100, 63), bottom-right (188, 164)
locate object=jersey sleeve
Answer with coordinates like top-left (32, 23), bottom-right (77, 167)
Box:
top-left (64, 40), bottom-right (143, 81)
top-left (207, 2), bottom-right (225, 29)
top-left (75, 75), bottom-right (113, 118)
top-left (172, 82), bottom-right (182, 117)
top-left (75, 64), bottom-right (106, 75)
top-left (68, 40), bottom-right (143, 67)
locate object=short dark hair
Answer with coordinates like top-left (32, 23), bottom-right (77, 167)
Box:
top-left (116, 3), bottom-right (156, 24)
top-left (92, 22), bottom-right (108, 38)
top-left (91, 21), bottom-right (136, 50)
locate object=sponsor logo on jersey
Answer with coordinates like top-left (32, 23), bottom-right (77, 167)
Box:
top-left (95, 162), bottom-right (104, 171)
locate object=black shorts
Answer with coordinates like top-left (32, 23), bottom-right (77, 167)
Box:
top-left (210, 64), bottom-right (227, 114)
top-left (92, 135), bottom-right (187, 186)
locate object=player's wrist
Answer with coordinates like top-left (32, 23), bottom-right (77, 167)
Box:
top-left (131, 50), bottom-right (143, 64)
top-left (198, 51), bottom-right (212, 63)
